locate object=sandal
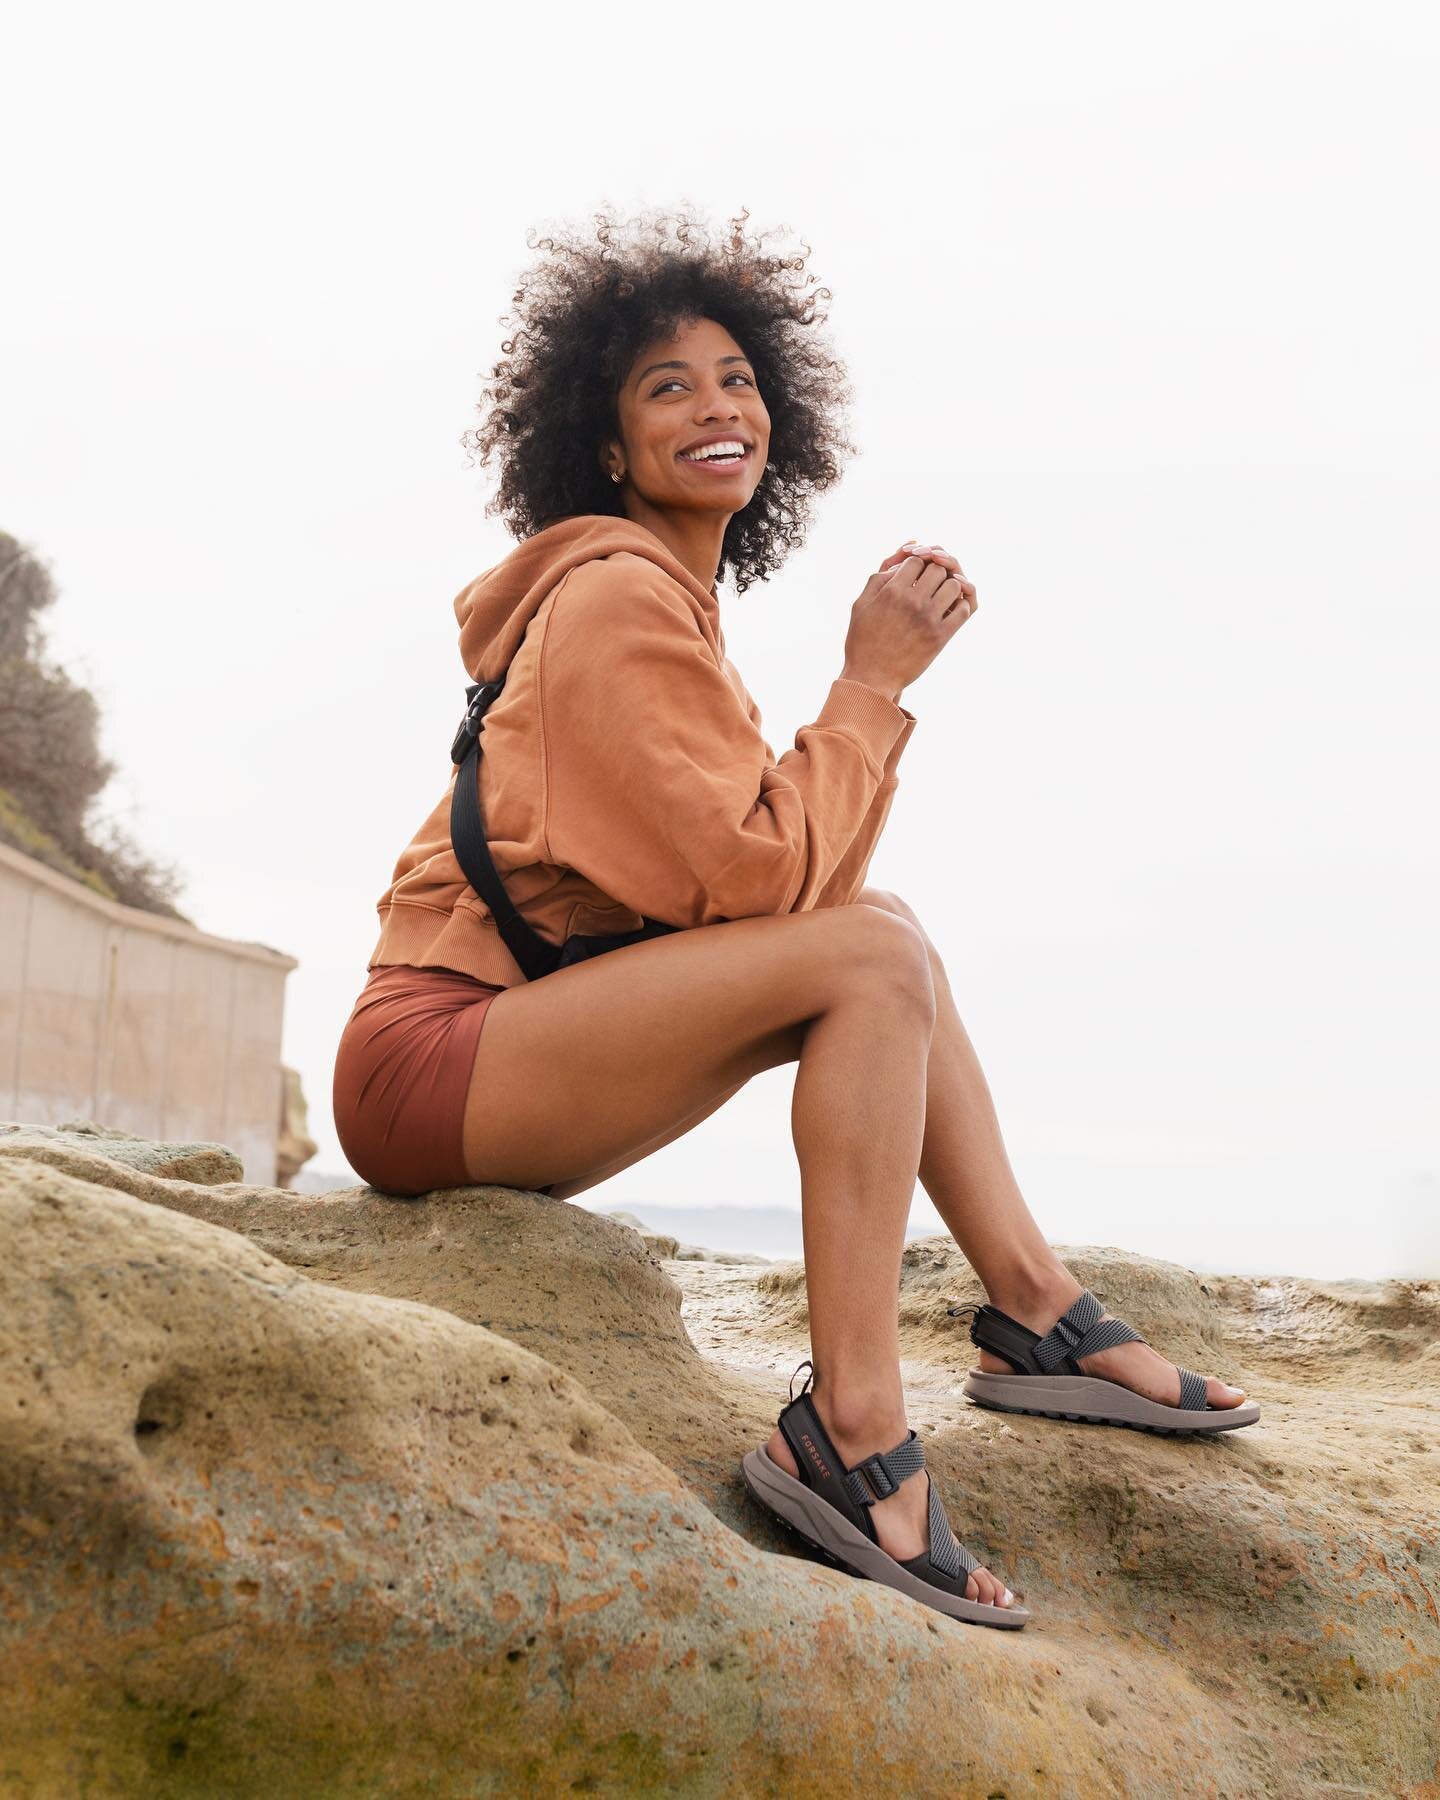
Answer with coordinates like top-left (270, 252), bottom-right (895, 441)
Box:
top-left (739, 1360), bottom-right (1030, 1629)
top-left (954, 1289), bottom-right (1261, 1434)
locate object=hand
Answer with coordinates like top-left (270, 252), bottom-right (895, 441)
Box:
top-left (842, 547), bottom-right (978, 698)
top-left (879, 540), bottom-right (977, 619)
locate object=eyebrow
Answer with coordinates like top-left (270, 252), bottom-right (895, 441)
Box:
top-left (634, 354), bottom-right (753, 387)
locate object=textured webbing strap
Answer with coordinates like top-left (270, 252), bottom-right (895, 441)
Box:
top-left (1036, 1292), bottom-right (1211, 1409)
top-left (1033, 1289), bottom-right (1144, 1372)
top-left (840, 1430), bottom-right (979, 1582)
top-left (1174, 1366), bottom-right (1209, 1410)
top-left (922, 1475), bottom-right (980, 1579)
top-left (843, 1431), bottom-right (926, 1508)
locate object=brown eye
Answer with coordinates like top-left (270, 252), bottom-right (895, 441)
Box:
top-left (653, 372), bottom-right (754, 395)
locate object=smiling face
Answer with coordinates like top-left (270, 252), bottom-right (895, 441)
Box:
top-left (601, 315), bottom-right (770, 523)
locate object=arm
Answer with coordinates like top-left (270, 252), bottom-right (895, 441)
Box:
top-left (730, 659), bottom-right (917, 910)
top-left (538, 560), bottom-right (917, 926)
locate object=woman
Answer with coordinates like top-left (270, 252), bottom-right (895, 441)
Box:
top-left (333, 207), bottom-right (1258, 1633)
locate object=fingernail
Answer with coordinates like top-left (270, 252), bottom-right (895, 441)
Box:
top-left (1003, 1588), bottom-right (1014, 1605)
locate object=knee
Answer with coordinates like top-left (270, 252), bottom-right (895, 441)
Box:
top-left (855, 885), bottom-right (924, 932)
top-left (843, 903), bottom-right (936, 1020)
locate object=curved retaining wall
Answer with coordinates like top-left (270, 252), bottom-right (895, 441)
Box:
top-left (0, 842), bottom-right (296, 1182)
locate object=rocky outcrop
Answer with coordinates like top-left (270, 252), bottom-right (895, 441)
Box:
top-left (1, 1122), bottom-right (1436, 1796)
top-left (275, 1063), bottom-right (319, 1187)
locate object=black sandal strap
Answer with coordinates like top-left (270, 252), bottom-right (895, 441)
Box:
top-left (778, 1366), bottom-right (986, 1585)
top-left (776, 1389), bottom-right (877, 1540)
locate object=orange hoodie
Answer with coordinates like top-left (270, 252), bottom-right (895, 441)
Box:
top-left (367, 514), bottom-right (918, 986)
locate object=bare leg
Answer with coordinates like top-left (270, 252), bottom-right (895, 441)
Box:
top-left (860, 888), bottom-right (1248, 1410)
top-left (461, 904), bottom-right (1013, 1607)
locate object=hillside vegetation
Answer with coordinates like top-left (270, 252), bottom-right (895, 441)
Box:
top-left (0, 531), bottom-right (189, 921)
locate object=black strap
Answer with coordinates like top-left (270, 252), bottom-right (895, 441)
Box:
top-left (449, 678), bottom-right (560, 983)
top-left (448, 677), bottom-right (683, 983)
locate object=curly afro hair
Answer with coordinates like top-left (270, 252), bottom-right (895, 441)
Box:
top-left (462, 204), bottom-right (859, 596)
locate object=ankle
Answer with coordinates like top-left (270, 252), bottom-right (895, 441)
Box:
top-left (808, 1378), bottom-right (908, 1462)
top-left (984, 1259), bottom-right (1082, 1331)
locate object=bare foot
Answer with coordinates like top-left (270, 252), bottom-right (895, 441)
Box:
top-left (764, 1412), bottom-right (1015, 1609)
top-left (977, 1274), bottom-right (1249, 1407)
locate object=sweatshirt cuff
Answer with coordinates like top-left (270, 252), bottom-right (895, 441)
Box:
top-left (817, 678), bottom-right (914, 778)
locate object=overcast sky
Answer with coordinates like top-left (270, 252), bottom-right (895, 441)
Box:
top-left (5, 2), bottom-right (1436, 1279)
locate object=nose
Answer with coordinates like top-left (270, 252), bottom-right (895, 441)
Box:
top-left (694, 377), bottom-right (742, 421)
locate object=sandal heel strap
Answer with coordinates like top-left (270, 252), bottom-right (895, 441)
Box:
top-left (966, 1303), bottom-right (1046, 1374)
top-left (776, 1393), bottom-right (875, 1537)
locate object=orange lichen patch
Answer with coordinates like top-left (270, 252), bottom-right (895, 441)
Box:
top-left (629, 1570), bottom-right (649, 1593)
top-left (1376, 1653), bottom-right (1440, 1692)
top-left (556, 1585), bottom-right (624, 1620)
top-left (605, 1635), bottom-right (663, 1681)
top-left (1408, 1573), bottom-right (1439, 1625)
top-left (493, 1514), bottom-right (568, 1567)
top-left (195, 1515), bottom-right (227, 1556)
top-left (645, 1558), bottom-right (706, 1623)
top-left (491, 1592), bottom-right (523, 1622)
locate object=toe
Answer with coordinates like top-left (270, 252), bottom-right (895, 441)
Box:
top-left (1205, 1375), bottom-right (1248, 1409)
top-left (967, 1565), bottom-right (1009, 1607)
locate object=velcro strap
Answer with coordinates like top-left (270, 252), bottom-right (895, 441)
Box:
top-left (1176, 1366), bottom-right (1209, 1411)
top-left (1034, 1290), bottom-right (1144, 1372)
top-left (842, 1430), bottom-right (926, 1508)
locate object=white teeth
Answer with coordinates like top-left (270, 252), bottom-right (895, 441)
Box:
top-left (680, 441), bottom-right (748, 461)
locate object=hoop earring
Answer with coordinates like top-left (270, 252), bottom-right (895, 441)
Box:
top-left (611, 470), bottom-right (623, 484)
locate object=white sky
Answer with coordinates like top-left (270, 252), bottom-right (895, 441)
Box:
top-left (4, 2), bottom-right (1436, 1279)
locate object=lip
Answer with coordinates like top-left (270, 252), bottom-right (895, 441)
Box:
top-left (676, 444), bottom-right (754, 473)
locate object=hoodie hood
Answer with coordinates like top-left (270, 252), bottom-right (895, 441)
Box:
top-left (453, 514), bottom-right (723, 684)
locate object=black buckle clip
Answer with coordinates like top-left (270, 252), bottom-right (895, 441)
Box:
top-left (857, 1453), bottom-right (898, 1501)
top-left (450, 679), bottom-right (504, 765)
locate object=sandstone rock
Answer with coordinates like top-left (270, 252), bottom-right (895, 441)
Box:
top-left (2, 1153), bottom-right (1260, 1797)
top-left (0, 1118), bottom-right (243, 1186)
top-left (2, 1129), bottom-right (1436, 1795)
top-left (0, 1138), bottom-right (769, 1531)
top-left (674, 1243), bottom-right (771, 1265)
top-left (601, 1209), bottom-right (682, 1260)
top-left (601, 1212), bottom-right (770, 1265)
top-left (275, 1063), bottom-right (319, 1187)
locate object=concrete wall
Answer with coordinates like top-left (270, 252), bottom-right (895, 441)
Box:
top-left (0, 841), bottom-right (297, 1183)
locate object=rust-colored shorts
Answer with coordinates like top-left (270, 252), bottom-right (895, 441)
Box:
top-left (332, 962), bottom-right (546, 1198)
